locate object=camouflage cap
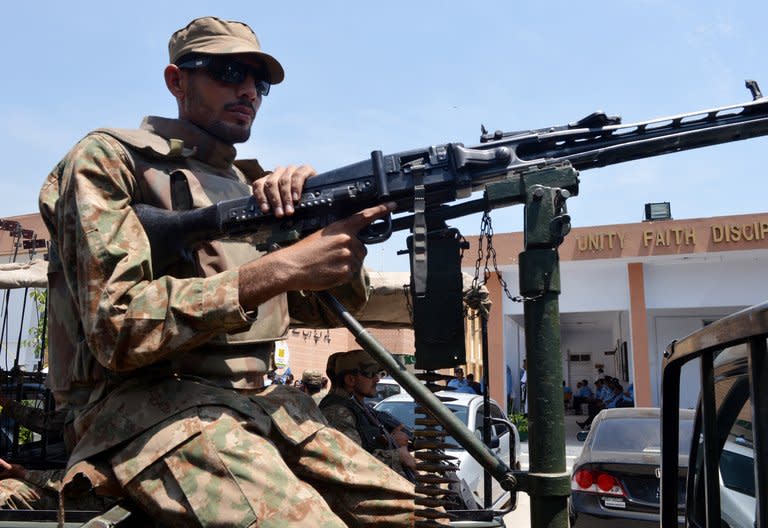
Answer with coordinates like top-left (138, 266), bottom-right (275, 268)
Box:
top-left (325, 351), bottom-right (345, 381)
top-left (334, 349), bottom-right (381, 375)
top-left (302, 369), bottom-right (323, 386)
top-left (169, 16), bottom-right (285, 84)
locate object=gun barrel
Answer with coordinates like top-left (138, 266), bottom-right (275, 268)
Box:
top-left (135, 84), bottom-right (768, 260)
top-left (486, 93), bottom-right (768, 176)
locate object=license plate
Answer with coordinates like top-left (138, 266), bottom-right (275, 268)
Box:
top-left (603, 498), bottom-right (627, 509)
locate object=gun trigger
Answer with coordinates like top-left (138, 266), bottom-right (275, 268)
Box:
top-left (359, 212), bottom-right (392, 244)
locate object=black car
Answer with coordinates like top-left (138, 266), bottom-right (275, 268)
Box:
top-left (569, 407), bottom-right (694, 527)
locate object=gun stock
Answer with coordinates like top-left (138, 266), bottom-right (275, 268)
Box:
top-left (136, 81), bottom-right (768, 274)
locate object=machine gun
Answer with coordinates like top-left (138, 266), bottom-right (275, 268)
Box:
top-left (137, 80), bottom-right (768, 277)
top-left (133, 81), bottom-right (768, 528)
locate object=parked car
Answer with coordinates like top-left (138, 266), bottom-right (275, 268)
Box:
top-left (375, 390), bottom-right (519, 510)
top-left (719, 436), bottom-right (756, 528)
top-left (364, 376), bottom-right (402, 405)
top-left (570, 407), bottom-right (695, 527)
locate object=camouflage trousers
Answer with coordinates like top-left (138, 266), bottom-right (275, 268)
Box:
top-left (115, 387), bottom-right (417, 527)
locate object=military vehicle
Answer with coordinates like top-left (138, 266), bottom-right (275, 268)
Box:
top-left (660, 301), bottom-right (766, 528)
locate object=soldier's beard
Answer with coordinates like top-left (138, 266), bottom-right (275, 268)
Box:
top-left (183, 84), bottom-right (253, 145)
top-left (206, 119), bottom-right (252, 144)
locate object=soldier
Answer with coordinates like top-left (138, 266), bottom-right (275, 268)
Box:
top-left (40, 16), bottom-right (418, 527)
top-left (300, 369), bottom-right (324, 404)
top-left (320, 350), bottom-right (417, 482)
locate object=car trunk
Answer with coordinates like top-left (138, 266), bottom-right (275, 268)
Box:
top-left (587, 460), bottom-right (686, 512)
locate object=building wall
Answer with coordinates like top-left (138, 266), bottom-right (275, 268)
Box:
top-left (0, 213), bottom-right (47, 260)
top-left (281, 327), bottom-right (415, 384)
top-left (643, 254), bottom-right (767, 309)
top-left (0, 214), bottom-right (49, 370)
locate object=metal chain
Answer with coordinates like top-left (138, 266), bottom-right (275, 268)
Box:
top-left (473, 210), bottom-right (547, 303)
top-left (404, 210), bottom-right (549, 326)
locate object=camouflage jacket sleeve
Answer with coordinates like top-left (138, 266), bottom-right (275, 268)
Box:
top-left (286, 269), bottom-right (370, 328)
top-left (321, 404), bottom-right (405, 474)
top-left (322, 402), bottom-right (365, 445)
top-left (0, 401), bottom-right (65, 434)
top-left (40, 133), bottom-right (253, 372)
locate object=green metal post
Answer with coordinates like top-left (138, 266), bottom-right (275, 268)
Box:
top-left (521, 248), bottom-right (569, 528)
top-left (517, 171), bottom-right (576, 528)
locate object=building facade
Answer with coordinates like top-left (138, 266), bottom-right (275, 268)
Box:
top-left (476, 211), bottom-right (768, 411)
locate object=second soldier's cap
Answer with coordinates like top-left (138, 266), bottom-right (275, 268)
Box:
top-left (168, 16), bottom-right (285, 84)
top-left (334, 350), bottom-right (381, 375)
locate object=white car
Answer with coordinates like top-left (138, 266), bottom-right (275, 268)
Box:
top-left (364, 376), bottom-right (403, 404)
top-left (375, 390), bottom-right (519, 510)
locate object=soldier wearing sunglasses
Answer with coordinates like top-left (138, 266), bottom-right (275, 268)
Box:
top-left (40, 16), bottom-right (418, 528)
top-left (320, 350), bottom-right (418, 482)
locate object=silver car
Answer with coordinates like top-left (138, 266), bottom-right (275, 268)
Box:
top-left (375, 390), bottom-right (520, 510)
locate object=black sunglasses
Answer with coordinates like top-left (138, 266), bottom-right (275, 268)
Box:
top-left (357, 369), bottom-right (386, 379)
top-left (177, 56), bottom-right (271, 96)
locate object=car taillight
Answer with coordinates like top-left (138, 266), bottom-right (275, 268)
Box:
top-left (574, 469), bottom-right (593, 489)
top-left (571, 468), bottom-right (626, 497)
top-left (596, 473), bottom-right (623, 495)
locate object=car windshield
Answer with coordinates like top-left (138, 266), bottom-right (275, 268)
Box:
top-left (592, 416), bottom-right (694, 453)
top-left (364, 379), bottom-right (402, 404)
top-left (376, 400), bottom-right (468, 447)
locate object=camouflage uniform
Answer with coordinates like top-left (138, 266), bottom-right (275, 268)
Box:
top-left (39, 116), bottom-right (417, 526)
top-left (320, 387), bottom-right (413, 481)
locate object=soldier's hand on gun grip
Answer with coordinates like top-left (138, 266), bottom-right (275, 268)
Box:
top-left (251, 164), bottom-right (316, 218)
top-left (277, 202), bottom-right (395, 291)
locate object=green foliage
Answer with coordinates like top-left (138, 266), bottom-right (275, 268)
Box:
top-left (21, 288), bottom-right (47, 361)
top-left (18, 425), bottom-right (32, 444)
top-left (509, 412), bottom-right (528, 434)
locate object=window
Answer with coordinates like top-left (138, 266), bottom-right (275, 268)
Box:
top-left (687, 342), bottom-right (757, 528)
top-left (718, 398), bottom-right (756, 528)
top-left (591, 417), bottom-right (694, 453)
top-left (720, 440), bottom-right (755, 498)
top-left (474, 403), bottom-right (508, 439)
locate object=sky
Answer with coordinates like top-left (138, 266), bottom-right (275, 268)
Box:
top-left (1, 0), bottom-right (766, 272)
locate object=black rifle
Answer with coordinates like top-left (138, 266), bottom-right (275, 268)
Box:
top-left (348, 397), bottom-right (418, 483)
top-left (136, 80), bottom-right (768, 274)
top-left (374, 407), bottom-right (415, 442)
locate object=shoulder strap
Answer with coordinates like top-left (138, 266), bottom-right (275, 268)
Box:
top-left (95, 127), bottom-right (194, 160)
